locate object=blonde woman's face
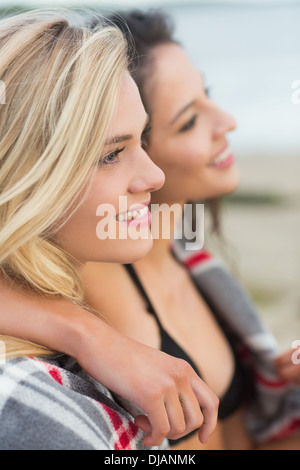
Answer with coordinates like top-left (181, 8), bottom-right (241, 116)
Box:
top-left (55, 73), bottom-right (165, 264)
top-left (146, 44), bottom-right (240, 205)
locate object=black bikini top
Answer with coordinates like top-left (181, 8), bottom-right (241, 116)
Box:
top-left (124, 264), bottom-right (247, 435)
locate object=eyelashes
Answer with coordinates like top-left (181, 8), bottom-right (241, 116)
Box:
top-left (179, 114), bottom-right (197, 133)
top-left (98, 146), bottom-right (125, 166)
top-left (97, 125), bottom-right (152, 167)
top-left (140, 124), bottom-right (152, 149)
top-left (179, 86), bottom-right (210, 134)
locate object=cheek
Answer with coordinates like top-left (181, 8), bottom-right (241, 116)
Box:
top-left (57, 196), bottom-right (99, 248)
top-left (181, 129), bottom-right (211, 168)
top-left (76, 186), bottom-right (109, 227)
top-left (149, 137), bottom-right (203, 175)
top-left (85, 173), bottom-right (126, 221)
top-left (55, 183), bottom-right (119, 254)
top-left (167, 138), bottom-right (208, 175)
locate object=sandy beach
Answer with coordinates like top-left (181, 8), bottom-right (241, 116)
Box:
top-left (209, 154), bottom-right (300, 352)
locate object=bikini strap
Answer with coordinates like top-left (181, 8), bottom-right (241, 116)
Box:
top-left (123, 264), bottom-right (163, 327)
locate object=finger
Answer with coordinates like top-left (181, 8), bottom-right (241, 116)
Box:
top-left (277, 362), bottom-right (300, 382)
top-left (175, 387), bottom-right (204, 437)
top-left (190, 377), bottom-right (219, 444)
top-left (134, 414), bottom-right (151, 434)
top-left (140, 399), bottom-right (170, 447)
top-left (275, 350), bottom-right (294, 367)
top-left (197, 405), bottom-right (218, 445)
top-left (275, 349), bottom-right (300, 382)
top-left (163, 391), bottom-right (187, 440)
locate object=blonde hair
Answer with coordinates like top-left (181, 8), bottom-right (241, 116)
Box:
top-left (0, 9), bottom-right (129, 358)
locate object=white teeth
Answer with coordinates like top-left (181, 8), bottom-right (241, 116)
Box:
top-left (211, 147), bottom-right (231, 165)
top-left (117, 206), bottom-right (148, 222)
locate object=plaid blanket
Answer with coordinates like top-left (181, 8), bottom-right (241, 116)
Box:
top-left (0, 355), bottom-right (168, 450)
top-left (172, 238), bottom-right (300, 444)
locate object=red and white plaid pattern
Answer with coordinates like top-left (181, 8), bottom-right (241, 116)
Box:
top-left (172, 240), bottom-right (300, 444)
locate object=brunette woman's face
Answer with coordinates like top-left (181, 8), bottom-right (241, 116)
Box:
top-left (55, 73), bottom-right (165, 264)
top-left (145, 43), bottom-right (239, 204)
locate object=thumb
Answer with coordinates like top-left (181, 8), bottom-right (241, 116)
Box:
top-left (134, 414), bottom-right (152, 434)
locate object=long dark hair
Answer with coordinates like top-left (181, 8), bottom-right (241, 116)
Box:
top-left (108, 10), bottom-right (175, 109)
top-left (107, 10), bottom-right (222, 235)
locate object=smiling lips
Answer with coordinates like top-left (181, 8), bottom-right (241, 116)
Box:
top-left (116, 205), bottom-right (150, 222)
top-left (209, 146), bottom-right (235, 169)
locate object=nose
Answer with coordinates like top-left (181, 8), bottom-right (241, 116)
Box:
top-left (129, 149), bottom-right (165, 195)
top-left (211, 104), bottom-right (237, 141)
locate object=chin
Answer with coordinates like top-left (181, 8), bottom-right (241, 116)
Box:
top-left (97, 237), bottom-right (154, 265)
top-left (126, 238), bottom-right (154, 264)
top-left (212, 166), bottom-right (240, 198)
top-left (224, 167), bottom-right (240, 194)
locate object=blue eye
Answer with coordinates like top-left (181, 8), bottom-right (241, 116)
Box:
top-left (98, 147), bottom-right (125, 166)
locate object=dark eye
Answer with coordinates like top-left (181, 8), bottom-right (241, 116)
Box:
top-left (179, 115), bottom-right (197, 133)
top-left (98, 147), bottom-right (125, 166)
top-left (141, 125), bottom-right (152, 149)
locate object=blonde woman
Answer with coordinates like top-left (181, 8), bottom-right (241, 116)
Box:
top-left (3, 9), bottom-right (299, 451)
top-left (0, 10), bottom-right (218, 449)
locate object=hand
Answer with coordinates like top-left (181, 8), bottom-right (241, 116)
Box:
top-left (275, 347), bottom-right (300, 385)
top-left (77, 324), bottom-right (219, 446)
top-left (0, 287), bottom-right (219, 447)
top-left (0, 279), bottom-right (218, 447)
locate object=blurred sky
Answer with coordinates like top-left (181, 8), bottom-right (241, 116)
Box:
top-left (1, 0), bottom-right (299, 158)
top-left (170, 1), bottom-right (300, 157)
top-left (1, 0), bottom-right (299, 8)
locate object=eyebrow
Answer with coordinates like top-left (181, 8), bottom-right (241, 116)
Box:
top-left (170, 100), bottom-right (196, 126)
top-left (105, 114), bottom-right (150, 146)
top-left (105, 134), bottom-right (132, 145)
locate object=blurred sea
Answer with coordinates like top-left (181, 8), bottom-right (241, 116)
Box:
top-left (166, 2), bottom-right (300, 159)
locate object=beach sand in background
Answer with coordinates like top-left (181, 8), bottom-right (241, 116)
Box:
top-left (207, 153), bottom-right (300, 352)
